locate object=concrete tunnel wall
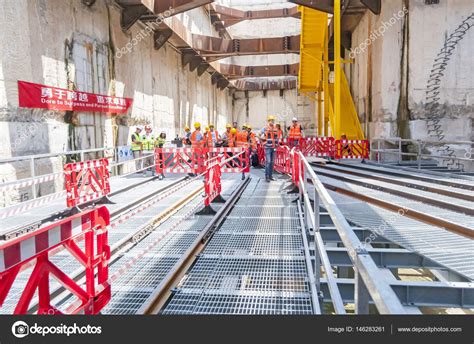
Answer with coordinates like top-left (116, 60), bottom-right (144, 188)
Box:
top-left (0, 0), bottom-right (235, 205)
top-left (347, 0), bottom-right (474, 144)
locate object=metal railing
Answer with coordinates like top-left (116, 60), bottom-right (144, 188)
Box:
top-left (370, 137), bottom-right (474, 171)
top-left (0, 146), bottom-right (156, 206)
top-left (296, 151), bottom-right (406, 314)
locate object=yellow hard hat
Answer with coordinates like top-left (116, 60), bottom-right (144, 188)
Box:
top-left (230, 128), bottom-right (237, 135)
top-left (205, 126), bottom-right (210, 131)
top-left (267, 115), bottom-right (276, 121)
top-left (184, 126), bottom-right (190, 131)
top-left (194, 122), bottom-right (201, 129)
top-left (247, 124), bottom-right (252, 130)
top-left (226, 123), bottom-right (232, 128)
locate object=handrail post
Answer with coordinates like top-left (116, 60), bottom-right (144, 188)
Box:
top-left (377, 140), bottom-right (381, 163)
top-left (29, 157), bottom-right (37, 200)
top-left (417, 141), bottom-right (422, 169)
top-left (398, 138), bottom-right (402, 164)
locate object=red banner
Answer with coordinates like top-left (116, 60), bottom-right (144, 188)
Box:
top-left (18, 81), bottom-right (133, 114)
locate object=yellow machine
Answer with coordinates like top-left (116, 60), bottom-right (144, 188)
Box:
top-left (298, 6), bottom-right (365, 140)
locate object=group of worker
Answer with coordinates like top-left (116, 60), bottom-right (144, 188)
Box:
top-left (130, 125), bottom-right (167, 178)
top-left (130, 117), bottom-right (304, 182)
top-left (182, 116), bottom-right (304, 183)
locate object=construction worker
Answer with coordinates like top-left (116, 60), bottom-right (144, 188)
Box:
top-left (288, 117), bottom-right (304, 148)
top-left (276, 123), bottom-right (284, 141)
top-left (246, 124), bottom-right (257, 151)
top-left (341, 133), bottom-right (352, 156)
top-left (141, 125), bottom-right (156, 176)
top-left (182, 126), bottom-right (191, 146)
top-left (229, 128), bottom-right (237, 148)
top-left (190, 122), bottom-right (204, 149)
top-left (206, 124), bottom-right (219, 148)
top-left (155, 131), bottom-right (167, 180)
top-left (221, 123), bottom-right (234, 147)
top-left (260, 115), bottom-right (280, 182)
top-left (131, 126), bottom-right (143, 173)
top-left (236, 124), bottom-right (250, 180)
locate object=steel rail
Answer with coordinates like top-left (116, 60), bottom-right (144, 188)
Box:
top-left (28, 182), bottom-right (204, 314)
top-left (312, 167), bottom-right (474, 216)
top-left (313, 163), bottom-right (474, 202)
top-left (331, 161), bottom-right (474, 190)
top-left (321, 181), bottom-right (474, 240)
top-left (138, 177), bottom-right (251, 315)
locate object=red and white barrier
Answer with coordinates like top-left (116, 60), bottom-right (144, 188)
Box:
top-left (203, 155), bottom-right (223, 207)
top-left (0, 206), bottom-right (111, 314)
top-left (155, 147), bottom-right (206, 175)
top-left (274, 146), bottom-right (291, 174)
top-left (64, 158), bottom-right (111, 208)
top-left (0, 172), bottom-right (64, 193)
top-left (335, 140), bottom-right (370, 160)
top-left (209, 147), bottom-right (250, 174)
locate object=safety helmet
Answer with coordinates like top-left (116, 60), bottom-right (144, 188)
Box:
top-left (267, 115), bottom-right (276, 121)
top-left (209, 124), bottom-right (215, 128)
top-left (184, 126), bottom-right (190, 131)
top-left (205, 126), bottom-right (210, 131)
top-left (230, 128), bottom-right (237, 135)
top-left (194, 122), bottom-right (201, 129)
top-left (242, 124), bottom-right (248, 129)
top-left (247, 124), bottom-right (252, 130)
top-left (136, 126), bottom-right (143, 131)
top-left (226, 123), bottom-right (232, 129)
top-left (292, 117), bottom-right (298, 122)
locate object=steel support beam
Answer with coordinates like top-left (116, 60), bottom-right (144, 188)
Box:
top-left (233, 79), bottom-right (297, 91)
top-left (214, 63), bottom-right (299, 79)
top-left (154, 29), bottom-right (173, 50)
top-left (324, 247), bottom-right (443, 270)
top-left (290, 0), bottom-right (381, 15)
top-left (321, 279), bottom-right (474, 309)
top-left (209, 4), bottom-right (300, 28)
top-left (143, 0), bottom-right (213, 15)
top-left (119, 4), bottom-right (150, 31)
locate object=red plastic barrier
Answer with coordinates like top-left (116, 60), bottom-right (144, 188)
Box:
top-left (203, 155), bottom-right (222, 207)
top-left (155, 147), bottom-right (206, 175)
top-left (0, 206), bottom-right (111, 314)
top-left (209, 147), bottom-right (250, 173)
top-left (291, 148), bottom-right (304, 188)
top-left (274, 146), bottom-right (291, 174)
top-left (301, 137), bottom-right (335, 157)
top-left (257, 143), bottom-right (266, 166)
top-left (335, 140), bottom-right (370, 159)
top-left (64, 159), bottom-right (111, 208)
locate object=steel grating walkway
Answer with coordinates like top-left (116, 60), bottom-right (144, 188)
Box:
top-left (327, 190), bottom-right (474, 281)
top-left (0, 174), bottom-right (183, 238)
top-left (0, 178), bottom-right (204, 314)
top-left (163, 172), bottom-right (316, 315)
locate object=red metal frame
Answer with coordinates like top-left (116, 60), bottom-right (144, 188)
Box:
top-left (0, 206), bottom-right (111, 314)
top-left (335, 139), bottom-right (370, 159)
top-left (209, 147), bottom-right (250, 173)
top-left (274, 146), bottom-right (291, 174)
top-left (155, 147), bottom-right (206, 175)
top-left (203, 155), bottom-right (223, 207)
top-left (64, 159), bottom-right (111, 208)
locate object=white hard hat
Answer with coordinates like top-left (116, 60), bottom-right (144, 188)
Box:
top-left (136, 126), bottom-right (143, 131)
top-left (292, 117), bottom-right (298, 122)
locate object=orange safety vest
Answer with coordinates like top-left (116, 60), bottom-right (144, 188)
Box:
top-left (190, 130), bottom-right (204, 149)
top-left (236, 130), bottom-right (249, 148)
top-left (288, 125), bottom-right (302, 139)
top-left (248, 132), bottom-right (257, 150)
top-left (206, 130), bottom-right (219, 147)
top-left (265, 125), bottom-right (280, 147)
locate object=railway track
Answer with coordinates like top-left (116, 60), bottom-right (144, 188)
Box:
top-left (0, 175), bottom-right (206, 314)
top-left (311, 162), bottom-right (474, 239)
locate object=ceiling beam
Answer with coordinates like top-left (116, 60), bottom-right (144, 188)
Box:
top-left (214, 63), bottom-right (299, 79)
top-left (233, 79), bottom-right (297, 91)
top-left (141, 0), bottom-right (213, 15)
top-left (209, 4), bottom-right (301, 29)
